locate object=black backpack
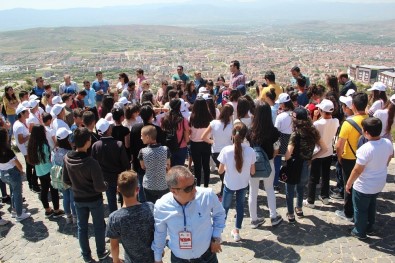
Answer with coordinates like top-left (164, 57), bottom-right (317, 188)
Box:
top-left (165, 121), bottom-right (184, 153)
top-left (346, 119), bottom-right (368, 157)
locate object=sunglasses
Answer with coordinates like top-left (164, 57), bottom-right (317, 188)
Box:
top-left (172, 178), bottom-right (197, 193)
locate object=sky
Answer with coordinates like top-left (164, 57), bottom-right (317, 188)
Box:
top-left (1, 0), bottom-right (395, 10)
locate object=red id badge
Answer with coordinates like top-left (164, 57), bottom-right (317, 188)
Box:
top-left (179, 231), bottom-right (192, 249)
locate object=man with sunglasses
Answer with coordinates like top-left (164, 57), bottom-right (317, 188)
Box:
top-left (152, 166), bottom-right (226, 263)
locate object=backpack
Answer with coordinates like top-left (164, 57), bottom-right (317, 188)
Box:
top-left (252, 146), bottom-right (272, 178)
top-left (165, 120), bottom-right (184, 153)
top-left (50, 165), bottom-right (69, 191)
top-left (345, 119), bottom-right (368, 157)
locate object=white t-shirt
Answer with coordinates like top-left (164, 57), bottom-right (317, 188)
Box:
top-left (116, 82), bottom-right (128, 92)
top-left (234, 117), bottom-right (252, 129)
top-left (354, 138), bottom-right (394, 194)
top-left (374, 109), bottom-right (393, 137)
top-left (210, 120), bottom-right (233, 153)
top-left (45, 104), bottom-right (53, 113)
top-left (13, 120), bottom-right (30, 155)
top-left (275, 111), bottom-right (292, 134)
top-left (218, 145), bottom-right (256, 191)
top-left (313, 118), bottom-right (339, 157)
top-left (45, 126), bottom-right (55, 150)
top-left (368, 99), bottom-right (384, 115)
top-left (51, 118), bottom-right (71, 132)
top-left (215, 108), bottom-right (220, 120)
top-left (0, 157), bottom-right (17, 170)
top-left (26, 112), bottom-right (41, 126)
top-left (227, 101), bottom-right (238, 121)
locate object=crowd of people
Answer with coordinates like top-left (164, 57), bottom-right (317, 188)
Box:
top-left (0, 61), bottom-right (394, 262)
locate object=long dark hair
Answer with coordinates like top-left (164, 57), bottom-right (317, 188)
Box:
top-left (190, 98), bottom-right (213, 128)
top-left (4, 86), bottom-right (17, 102)
top-left (218, 104), bottom-right (233, 131)
top-left (119, 72), bottom-right (129, 84)
top-left (237, 97), bottom-right (250, 119)
top-left (162, 85), bottom-right (174, 105)
top-left (250, 103), bottom-right (278, 146)
top-left (233, 122), bottom-right (248, 173)
top-left (326, 75), bottom-right (339, 96)
top-left (385, 101), bottom-right (395, 134)
top-left (161, 99), bottom-right (184, 131)
top-left (206, 99), bottom-right (216, 120)
top-left (292, 118), bottom-right (321, 146)
top-left (370, 90), bottom-right (387, 105)
top-left (186, 80), bottom-right (196, 96)
top-left (27, 125), bottom-right (49, 165)
top-left (0, 128), bottom-right (10, 159)
top-left (101, 95), bottom-right (114, 118)
top-left (56, 137), bottom-right (72, 150)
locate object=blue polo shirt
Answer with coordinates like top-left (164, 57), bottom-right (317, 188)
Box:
top-left (91, 80), bottom-right (109, 102)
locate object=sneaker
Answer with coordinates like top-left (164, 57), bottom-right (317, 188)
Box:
top-left (65, 214), bottom-right (72, 224)
top-left (31, 186), bottom-right (41, 194)
top-left (330, 186), bottom-right (341, 194)
top-left (83, 257), bottom-right (93, 263)
top-left (319, 196), bottom-right (330, 205)
top-left (98, 249), bottom-right (110, 260)
top-left (366, 229), bottom-right (376, 236)
top-left (335, 210), bottom-right (353, 222)
top-left (350, 230), bottom-right (368, 240)
top-left (45, 209), bottom-right (54, 218)
top-left (15, 212), bottom-right (31, 222)
top-left (53, 210), bottom-right (65, 218)
top-left (72, 215), bottom-right (77, 224)
top-left (0, 218), bottom-right (10, 226)
top-left (303, 199), bottom-right (315, 208)
top-left (271, 215), bottom-right (283, 226)
top-left (274, 186), bottom-right (280, 194)
top-left (286, 213), bottom-right (296, 223)
top-left (330, 192), bottom-right (344, 200)
top-left (12, 209), bottom-right (27, 218)
top-left (251, 217), bottom-right (266, 229)
top-left (231, 230), bottom-right (241, 242)
top-left (295, 207), bottom-right (304, 218)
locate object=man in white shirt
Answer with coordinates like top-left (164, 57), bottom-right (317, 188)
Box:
top-left (59, 74), bottom-right (79, 95)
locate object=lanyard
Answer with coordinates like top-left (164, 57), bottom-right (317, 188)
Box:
top-left (181, 205), bottom-right (187, 231)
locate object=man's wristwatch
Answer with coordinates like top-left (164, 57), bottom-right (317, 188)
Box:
top-left (211, 237), bottom-right (222, 244)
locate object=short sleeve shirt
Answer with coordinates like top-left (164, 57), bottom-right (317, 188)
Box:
top-left (338, 115), bottom-right (368, 160)
top-left (13, 120), bottom-right (29, 155)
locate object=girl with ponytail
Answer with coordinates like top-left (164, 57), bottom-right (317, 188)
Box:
top-left (218, 122), bottom-right (256, 242)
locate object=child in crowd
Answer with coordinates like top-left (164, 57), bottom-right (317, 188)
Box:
top-left (122, 104), bottom-right (141, 131)
top-left (42, 112), bottom-right (55, 150)
top-left (138, 125), bottom-right (170, 203)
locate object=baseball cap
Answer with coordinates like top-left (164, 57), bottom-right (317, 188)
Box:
top-left (179, 98), bottom-right (188, 112)
top-left (275, 93), bottom-right (291, 104)
top-left (29, 94), bottom-right (40, 100)
top-left (51, 103), bottom-right (66, 116)
top-left (16, 104), bottom-right (28, 115)
top-left (52, 96), bottom-right (62, 104)
top-left (339, 96), bottom-right (352, 108)
top-left (345, 89), bottom-right (355, 97)
top-left (118, 97), bottom-right (130, 105)
top-left (21, 101), bottom-right (29, 107)
top-left (368, 82), bottom-right (386, 92)
top-left (293, 107), bottom-right (308, 120)
top-left (202, 93), bottom-right (213, 100)
top-left (96, 118), bottom-right (111, 134)
top-left (28, 99), bottom-right (39, 109)
top-left (198, 87), bottom-right (208, 93)
top-left (56, 127), bottom-right (72, 140)
top-left (316, 99), bottom-right (334, 113)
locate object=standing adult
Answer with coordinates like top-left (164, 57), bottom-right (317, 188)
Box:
top-left (194, 71), bottom-right (207, 91)
top-left (91, 71), bottom-right (110, 108)
top-left (31, 77), bottom-right (46, 100)
top-left (2, 86), bottom-right (19, 138)
top-left (63, 127), bottom-right (109, 263)
top-left (152, 166), bottom-right (226, 263)
top-left (116, 73), bottom-right (129, 93)
top-left (82, 80), bottom-right (96, 109)
top-left (260, 70), bottom-right (283, 101)
top-left (367, 82), bottom-right (387, 116)
top-left (59, 74), bottom-right (79, 96)
top-left (290, 66), bottom-right (310, 89)
top-left (172, 65), bottom-right (190, 84)
top-left (229, 60), bottom-right (246, 89)
top-left (136, 68), bottom-right (147, 90)
top-left (338, 72), bottom-right (357, 97)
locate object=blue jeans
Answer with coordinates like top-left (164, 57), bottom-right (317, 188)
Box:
top-left (7, 114), bottom-right (16, 140)
top-left (222, 185), bottom-right (248, 229)
top-left (285, 161), bottom-right (309, 214)
top-left (63, 188), bottom-right (76, 216)
top-left (352, 189), bottom-right (377, 238)
top-left (171, 147), bottom-right (188, 167)
top-left (0, 167), bottom-right (23, 216)
top-left (273, 155), bottom-right (282, 187)
top-left (74, 199), bottom-right (106, 260)
top-left (105, 181), bottom-right (118, 214)
top-left (137, 172), bottom-right (146, 202)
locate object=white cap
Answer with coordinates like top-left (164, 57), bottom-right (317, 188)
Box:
top-left (16, 104), bottom-right (28, 115)
top-left (28, 99), bottom-right (39, 109)
top-left (52, 96), bottom-right (62, 104)
top-left (118, 97), bottom-right (130, 105)
top-left (51, 103), bottom-right (66, 116)
top-left (339, 96), bottom-right (352, 109)
top-left (21, 101), bottom-right (29, 107)
top-left (56, 127), bottom-right (72, 140)
top-left (179, 98), bottom-right (188, 112)
top-left (368, 82), bottom-right (386, 92)
top-left (316, 99), bottom-right (334, 113)
top-left (345, 89), bottom-right (355, 97)
top-left (389, 94), bottom-right (395, 105)
top-left (202, 93), bottom-right (213, 100)
top-left (96, 118), bottom-right (111, 134)
top-left (275, 93), bottom-right (291, 104)
top-left (29, 94), bottom-right (39, 100)
top-left (198, 87), bottom-right (208, 93)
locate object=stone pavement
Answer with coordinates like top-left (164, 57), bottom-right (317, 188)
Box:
top-left (1, 154), bottom-right (395, 263)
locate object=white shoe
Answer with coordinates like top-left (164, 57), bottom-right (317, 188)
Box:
top-left (303, 199), bottom-right (315, 208)
top-left (251, 217), bottom-right (266, 229)
top-left (12, 209), bottom-right (27, 218)
top-left (231, 230), bottom-right (241, 242)
top-left (15, 212), bottom-right (31, 222)
top-left (319, 196), bottom-right (330, 205)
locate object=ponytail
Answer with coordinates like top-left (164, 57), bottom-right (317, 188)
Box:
top-left (232, 122), bottom-right (248, 173)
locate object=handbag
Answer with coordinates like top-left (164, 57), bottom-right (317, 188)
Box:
top-left (279, 134), bottom-right (304, 185)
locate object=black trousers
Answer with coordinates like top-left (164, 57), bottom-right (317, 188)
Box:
top-left (38, 173), bottom-right (59, 210)
top-left (342, 159), bottom-right (356, 218)
top-left (307, 156), bottom-right (332, 203)
top-left (190, 141), bottom-right (211, 187)
top-left (24, 156), bottom-right (39, 189)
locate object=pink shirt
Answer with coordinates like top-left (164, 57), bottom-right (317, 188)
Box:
top-left (190, 126), bottom-right (207, 142)
top-left (176, 118), bottom-right (190, 148)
